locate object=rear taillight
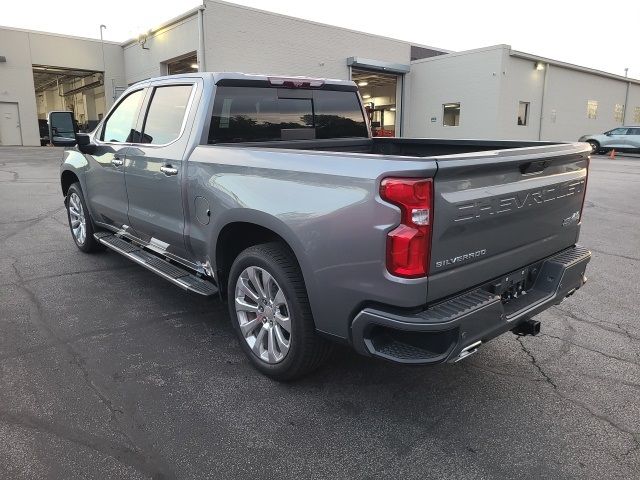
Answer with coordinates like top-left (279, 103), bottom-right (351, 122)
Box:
top-left (579, 156), bottom-right (590, 221)
top-left (380, 178), bottom-right (433, 278)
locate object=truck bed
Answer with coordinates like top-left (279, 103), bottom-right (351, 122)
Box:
top-left (215, 137), bottom-right (560, 157)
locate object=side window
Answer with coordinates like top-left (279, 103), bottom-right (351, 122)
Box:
top-left (517, 101), bottom-right (530, 126)
top-left (443, 103), bottom-right (460, 126)
top-left (101, 89), bottom-right (145, 143)
top-left (587, 100), bottom-right (598, 119)
top-left (628, 128), bottom-right (640, 135)
top-left (610, 128), bottom-right (627, 135)
top-left (140, 85), bottom-right (194, 144)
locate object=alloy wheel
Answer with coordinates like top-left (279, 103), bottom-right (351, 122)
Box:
top-left (234, 266), bottom-right (291, 363)
top-left (68, 192), bottom-right (86, 245)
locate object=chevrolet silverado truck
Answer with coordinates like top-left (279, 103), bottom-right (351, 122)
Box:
top-left (54, 72), bottom-right (591, 380)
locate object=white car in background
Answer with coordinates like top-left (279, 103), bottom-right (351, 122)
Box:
top-left (579, 126), bottom-right (640, 153)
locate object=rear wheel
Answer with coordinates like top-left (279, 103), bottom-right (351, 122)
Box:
top-left (65, 183), bottom-right (104, 253)
top-left (227, 243), bottom-right (331, 380)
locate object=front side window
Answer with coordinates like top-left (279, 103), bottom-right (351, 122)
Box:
top-left (443, 103), bottom-right (460, 126)
top-left (208, 87), bottom-right (367, 143)
top-left (517, 101), bottom-right (530, 126)
top-left (141, 85), bottom-right (193, 144)
top-left (587, 100), bottom-right (598, 119)
top-left (609, 128), bottom-right (628, 135)
top-left (101, 89), bottom-right (145, 143)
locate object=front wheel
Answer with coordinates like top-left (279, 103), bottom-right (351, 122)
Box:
top-left (65, 183), bottom-right (104, 253)
top-left (227, 243), bottom-right (331, 380)
top-left (587, 140), bottom-right (600, 154)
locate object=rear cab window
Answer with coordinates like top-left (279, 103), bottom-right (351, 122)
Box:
top-left (208, 86), bottom-right (368, 143)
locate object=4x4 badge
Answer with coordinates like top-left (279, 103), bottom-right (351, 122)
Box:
top-left (562, 211), bottom-right (580, 226)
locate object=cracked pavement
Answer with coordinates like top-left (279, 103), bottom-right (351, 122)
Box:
top-left (0, 147), bottom-right (638, 479)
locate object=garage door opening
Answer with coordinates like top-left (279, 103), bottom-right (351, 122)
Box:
top-left (352, 68), bottom-right (399, 137)
top-left (165, 53), bottom-right (198, 75)
top-left (33, 65), bottom-right (106, 145)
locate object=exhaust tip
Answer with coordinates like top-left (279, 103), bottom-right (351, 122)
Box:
top-left (512, 318), bottom-right (541, 336)
top-left (452, 340), bottom-right (482, 363)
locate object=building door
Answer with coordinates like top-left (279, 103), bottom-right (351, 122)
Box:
top-left (0, 103), bottom-right (23, 146)
top-left (351, 69), bottom-right (400, 137)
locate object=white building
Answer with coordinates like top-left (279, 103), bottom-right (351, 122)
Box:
top-left (405, 45), bottom-right (640, 142)
top-left (1, 0), bottom-right (639, 146)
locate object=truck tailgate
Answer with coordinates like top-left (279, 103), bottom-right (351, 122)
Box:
top-left (427, 143), bottom-right (590, 302)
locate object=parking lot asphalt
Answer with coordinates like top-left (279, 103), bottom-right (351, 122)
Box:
top-left (0, 147), bottom-right (638, 479)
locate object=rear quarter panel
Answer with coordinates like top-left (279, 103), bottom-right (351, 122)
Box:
top-left (185, 146), bottom-right (437, 339)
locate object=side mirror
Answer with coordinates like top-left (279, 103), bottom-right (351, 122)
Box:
top-left (76, 133), bottom-right (96, 154)
top-left (48, 111), bottom-right (77, 147)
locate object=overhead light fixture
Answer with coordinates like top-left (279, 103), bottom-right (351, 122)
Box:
top-left (357, 81), bottom-right (368, 87)
top-left (362, 94), bottom-right (371, 99)
top-left (535, 61), bottom-right (545, 71)
top-left (138, 31), bottom-right (150, 50)
top-left (390, 107), bottom-right (396, 111)
top-left (190, 63), bottom-right (198, 69)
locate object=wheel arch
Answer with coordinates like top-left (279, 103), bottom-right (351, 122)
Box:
top-left (61, 169), bottom-right (80, 197)
top-left (212, 213), bottom-right (317, 310)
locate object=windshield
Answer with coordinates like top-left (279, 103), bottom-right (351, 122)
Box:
top-left (208, 86), bottom-right (368, 143)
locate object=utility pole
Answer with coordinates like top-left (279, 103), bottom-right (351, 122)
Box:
top-left (100, 25), bottom-right (107, 76)
top-left (623, 67), bottom-right (630, 125)
top-left (100, 25), bottom-right (108, 104)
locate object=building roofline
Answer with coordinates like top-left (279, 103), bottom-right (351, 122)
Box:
top-left (0, 24), bottom-right (121, 45)
top-left (121, 5), bottom-right (203, 47)
top-left (410, 44), bottom-right (508, 65)
top-left (121, 0), bottom-right (450, 53)
top-left (510, 49), bottom-right (640, 85)
top-left (411, 44), bottom-right (640, 85)
top-left (207, 0), bottom-right (449, 52)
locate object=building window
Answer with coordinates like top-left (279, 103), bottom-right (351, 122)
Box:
top-left (443, 103), bottom-right (460, 126)
top-left (517, 101), bottom-right (530, 126)
top-left (587, 100), bottom-right (598, 119)
top-left (167, 53), bottom-right (198, 75)
top-left (634, 107), bottom-right (640, 124)
top-left (614, 104), bottom-right (624, 123)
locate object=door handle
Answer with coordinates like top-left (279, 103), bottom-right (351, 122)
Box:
top-left (160, 165), bottom-right (179, 176)
top-left (111, 157), bottom-right (124, 167)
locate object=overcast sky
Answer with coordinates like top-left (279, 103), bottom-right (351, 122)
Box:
top-left (2, 0), bottom-right (638, 78)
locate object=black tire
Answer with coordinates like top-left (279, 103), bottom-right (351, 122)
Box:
top-left (587, 140), bottom-right (600, 154)
top-left (65, 182), bottom-right (104, 253)
top-left (227, 242), bottom-right (331, 380)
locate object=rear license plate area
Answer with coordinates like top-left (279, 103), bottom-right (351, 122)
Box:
top-left (489, 267), bottom-right (534, 304)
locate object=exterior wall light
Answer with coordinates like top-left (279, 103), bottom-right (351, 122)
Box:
top-left (535, 62), bottom-right (545, 71)
top-left (138, 32), bottom-right (150, 50)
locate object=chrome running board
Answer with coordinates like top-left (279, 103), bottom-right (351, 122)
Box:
top-left (94, 232), bottom-right (218, 296)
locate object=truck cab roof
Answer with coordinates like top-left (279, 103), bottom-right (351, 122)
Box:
top-left (130, 72), bottom-right (358, 91)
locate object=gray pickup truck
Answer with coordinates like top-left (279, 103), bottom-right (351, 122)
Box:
top-left (54, 72), bottom-right (591, 380)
